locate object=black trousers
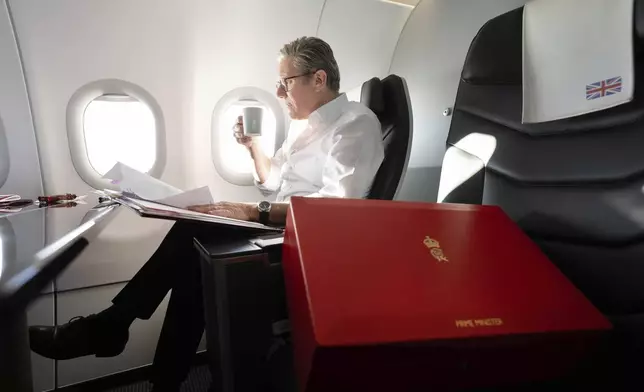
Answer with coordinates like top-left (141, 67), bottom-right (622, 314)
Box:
top-left (111, 221), bottom-right (242, 386)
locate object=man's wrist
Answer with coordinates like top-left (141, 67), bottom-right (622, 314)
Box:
top-left (248, 203), bottom-right (260, 222)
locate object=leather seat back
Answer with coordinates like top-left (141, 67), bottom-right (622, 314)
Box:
top-left (361, 75), bottom-right (413, 200)
top-left (438, 4), bottom-right (644, 317)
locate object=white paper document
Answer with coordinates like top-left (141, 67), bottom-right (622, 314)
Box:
top-left (155, 186), bottom-right (214, 209)
top-left (102, 162), bottom-right (280, 232)
top-left (102, 162), bottom-right (214, 208)
top-left (103, 162), bottom-right (183, 201)
top-left (118, 195), bottom-right (280, 231)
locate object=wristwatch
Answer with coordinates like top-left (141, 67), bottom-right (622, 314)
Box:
top-left (257, 201), bottom-right (272, 224)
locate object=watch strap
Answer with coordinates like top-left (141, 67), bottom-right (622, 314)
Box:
top-left (259, 209), bottom-right (269, 225)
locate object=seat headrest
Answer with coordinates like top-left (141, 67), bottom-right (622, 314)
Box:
top-left (461, 7), bottom-right (523, 85)
top-left (360, 77), bottom-right (385, 116)
top-left (462, 0), bottom-right (644, 86)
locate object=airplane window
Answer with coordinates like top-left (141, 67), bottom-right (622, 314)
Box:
top-left (83, 95), bottom-right (156, 175)
top-left (211, 87), bottom-right (286, 186)
top-left (0, 116), bottom-right (9, 188)
top-left (218, 102), bottom-right (277, 175)
top-left (67, 79), bottom-right (166, 190)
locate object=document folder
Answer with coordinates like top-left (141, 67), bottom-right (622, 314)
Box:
top-left (116, 194), bottom-right (282, 232)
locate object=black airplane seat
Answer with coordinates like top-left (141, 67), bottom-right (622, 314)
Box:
top-left (360, 75), bottom-right (412, 200)
top-left (437, 3), bottom-right (644, 386)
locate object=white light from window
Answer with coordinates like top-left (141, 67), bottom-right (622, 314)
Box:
top-left (83, 96), bottom-right (156, 176)
top-left (218, 104), bottom-right (277, 175)
top-left (437, 133), bottom-right (497, 203)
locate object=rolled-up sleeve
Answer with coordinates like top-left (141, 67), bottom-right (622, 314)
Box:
top-left (254, 147), bottom-right (285, 195)
top-left (306, 114), bottom-right (384, 199)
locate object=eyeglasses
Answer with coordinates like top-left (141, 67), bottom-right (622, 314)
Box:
top-left (276, 71), bottom-right (316, 92)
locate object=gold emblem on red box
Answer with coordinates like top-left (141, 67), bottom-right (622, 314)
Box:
top-left (424, 236), bottom-right (449, 263)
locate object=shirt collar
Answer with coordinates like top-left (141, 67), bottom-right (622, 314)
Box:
top-left (307, 93), bottom-right (348, 128)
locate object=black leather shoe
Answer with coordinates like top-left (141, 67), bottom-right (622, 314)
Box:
top-left (29, 314), bottom-right (129, 360)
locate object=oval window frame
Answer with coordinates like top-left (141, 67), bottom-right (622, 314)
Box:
top-left (211, 87), bottom-right (286, 186)
top-left (67, 79), bottom-right (166, 190)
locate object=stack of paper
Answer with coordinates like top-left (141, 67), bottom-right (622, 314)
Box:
top-left (103, 162), bottom-right (214, 208)
top-left (103, 162), bottom-right (281, 232)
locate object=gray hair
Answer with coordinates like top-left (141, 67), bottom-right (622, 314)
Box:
top-left (279, 37), bottom-right (341, 92)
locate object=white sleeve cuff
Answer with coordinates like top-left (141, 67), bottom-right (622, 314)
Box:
top-left (254, 163), bottom-right (281, 193)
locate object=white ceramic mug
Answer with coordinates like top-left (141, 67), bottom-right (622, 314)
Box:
top-left (242, 106), bottom-right (263, 136)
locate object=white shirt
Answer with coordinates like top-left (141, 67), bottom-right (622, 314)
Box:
top-left (255, 94), bottom-right (384, 202)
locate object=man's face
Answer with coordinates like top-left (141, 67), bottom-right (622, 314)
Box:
top-left (276, 57), bottom-right (320, 120)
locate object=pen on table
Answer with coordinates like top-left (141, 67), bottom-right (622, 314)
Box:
top-left (38, 194), bottom-right (77, 205)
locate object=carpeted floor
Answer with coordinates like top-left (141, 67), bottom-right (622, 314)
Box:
top-left (105, 365), bottom-right (212, 392)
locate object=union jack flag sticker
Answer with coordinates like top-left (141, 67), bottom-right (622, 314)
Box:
top-left (586, 76), bottom-right (623, 100)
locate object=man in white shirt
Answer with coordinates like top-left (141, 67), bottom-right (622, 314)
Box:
top-left (189, 36), bottom-right (384, 225)
top-left (29, 37), bottom-right (384, 391)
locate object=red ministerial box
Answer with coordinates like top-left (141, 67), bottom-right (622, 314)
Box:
top-left (282, 198), bottom-right (611, 392)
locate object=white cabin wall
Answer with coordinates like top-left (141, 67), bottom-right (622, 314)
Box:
top-left (389, 0), bottom-right (527, 202)
top-left (317, 0), bottom-right (413, 92)
top-left (0, 1), bottom-right (42, 198)
top-left (0, 4), bottom-right (50, 389)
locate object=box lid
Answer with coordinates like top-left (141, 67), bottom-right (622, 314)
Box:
top-left (285, 198), bottom-right (611, 348)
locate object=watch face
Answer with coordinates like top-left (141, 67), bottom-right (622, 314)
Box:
top-left (258, 201), bottom-right (271, 212)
